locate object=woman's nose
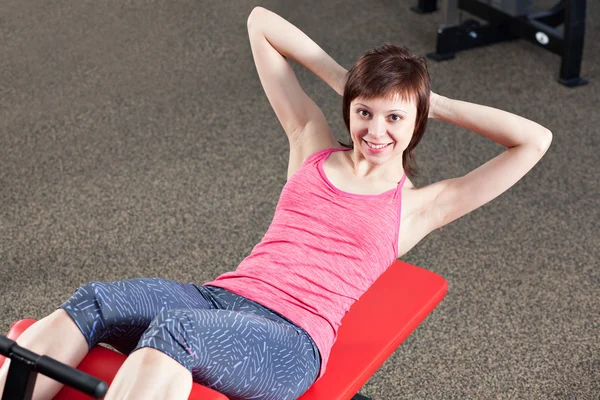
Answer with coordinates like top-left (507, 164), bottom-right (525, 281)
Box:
top-left (368, 121), bottom-right (386, 136)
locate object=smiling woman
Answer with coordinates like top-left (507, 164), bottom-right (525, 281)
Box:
top-left (339, 43), bottom-right (432, 178)
top-left (0, 5), bottom-right (552, 400)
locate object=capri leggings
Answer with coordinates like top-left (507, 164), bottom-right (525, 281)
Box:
top-left (58, 278), bottom-right (321, 400)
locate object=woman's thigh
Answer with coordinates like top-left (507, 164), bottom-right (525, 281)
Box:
top-left (58, 278), bottom-right (211, 354)
top-left (136, 307), bottom-right (319, 400)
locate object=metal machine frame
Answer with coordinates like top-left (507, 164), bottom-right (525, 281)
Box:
top-left (415, 0), bottom-right (588, 87)
top-left (0, 335), bottom-right (107, 400)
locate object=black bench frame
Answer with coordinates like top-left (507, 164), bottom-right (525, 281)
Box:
top-left (414, 0), bottom-right (588, 87)
top-left (0, 335), bottom-right (107, 400)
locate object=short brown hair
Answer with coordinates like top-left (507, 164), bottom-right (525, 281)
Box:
top-left (339, 43), bottom-right (431, 178)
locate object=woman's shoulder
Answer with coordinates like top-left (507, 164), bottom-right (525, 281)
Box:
top-left (287, 129), bottom-right (342, 180)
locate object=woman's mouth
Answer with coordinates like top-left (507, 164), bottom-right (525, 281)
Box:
top-left (363, 139), bottom-right (392, 152)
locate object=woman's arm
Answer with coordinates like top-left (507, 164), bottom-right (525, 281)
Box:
top-left (419, 94), bottom-right (552, 231)
top-left (429, 94), bottom-right (551, 148)
top-left (248, 7), bottom-right (347, 96)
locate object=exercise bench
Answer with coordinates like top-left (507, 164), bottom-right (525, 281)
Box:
top-left (414, 0), bottom-right (588, 87)
top-left (1, 259), bottom-right (447, 399)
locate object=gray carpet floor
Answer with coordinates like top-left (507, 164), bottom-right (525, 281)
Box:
top-left (1, 0), bottom-right (598, 399)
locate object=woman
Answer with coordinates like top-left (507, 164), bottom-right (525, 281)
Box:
top-left (0, 6), bottom-right (552, 400)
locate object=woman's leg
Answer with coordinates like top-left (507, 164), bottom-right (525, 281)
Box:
top-left (58, 278), bottom-right (214, 355)
top-left (114, 305), bottom-right (320, 400)
top-left (104, 347), bottom-right (193, 400)
top-left (1, 278), bottom-right (213, 400)
top-left (0, 309), bottom-right (89, 400)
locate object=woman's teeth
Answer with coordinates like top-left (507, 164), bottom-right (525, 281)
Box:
top-left (364, 140), bottom-right (391, 149)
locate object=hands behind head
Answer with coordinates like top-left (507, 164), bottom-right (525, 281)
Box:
top-left (336, 71), bottom-right (348, 96)
top-left (428, 91), bottom-right (442, 119)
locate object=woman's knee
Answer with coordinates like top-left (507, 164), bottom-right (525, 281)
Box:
top-left (59, 281), bottom-right (145, 349)
top-left (57, 281), bottom-right (106, 348)
top-left (61, 281), bottom-right (102, 310)
top-left (143, 308), bottom-right (198, 346)
top-left (136, 309), bottom-right (199, 372)
top-left (58, 278), bottom-right (208, 355)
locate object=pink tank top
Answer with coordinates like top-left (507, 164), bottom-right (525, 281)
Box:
top-left (203, 147), bottom-right (406, 381)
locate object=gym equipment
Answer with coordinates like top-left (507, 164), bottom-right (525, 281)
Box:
top-left (1, 260), bottom-right (447, 400)
top-left (0, 336), bottom-right (107, 400)
top-left (415, 0), bottom-right (588, 87)
top-left (412, 0), bottom-right (438, 13)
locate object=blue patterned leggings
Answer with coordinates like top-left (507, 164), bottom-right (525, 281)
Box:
top-left (58, 278), bottom-right (321, 400)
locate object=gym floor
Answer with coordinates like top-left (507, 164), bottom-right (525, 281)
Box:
top-left (1, 0), bottom-right (598, 399)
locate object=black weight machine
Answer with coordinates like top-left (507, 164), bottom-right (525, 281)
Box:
top-left (413, 0), bottom-right (588, 87)
top-left (0, 335), bottom-right (107, 400)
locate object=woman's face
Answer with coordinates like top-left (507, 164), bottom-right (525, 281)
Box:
top-left (349, 94), bottom-right (417, 164)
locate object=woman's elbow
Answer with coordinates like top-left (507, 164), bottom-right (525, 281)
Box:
top-left (537, 129), bottom-right (553, 153)
top-left (247, 7), bottom-right (266, 30)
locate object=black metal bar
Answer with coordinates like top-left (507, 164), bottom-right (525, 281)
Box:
top-left (1, 337), bottom-right (38, 400)
top-left (516, 17), bottom-right (563, 56)
top-left (0, 335), bottom-right (108, 400)
top-left (2, 357), bottom-right (37, 400)
top-left (412, 0), bottom-right (438, 14)
top-left (427, 25), bottom-right (458, 61)
top-left (560, 0), bottom-right (587, 86)
top-left (530, 0), bottom-right (566, 26)
top-left (428, 17), bottom-right (517, 61)
top-left (459, 0), bottom-right (564, 56)
top-left (351, 394), bottom-right (371, 400)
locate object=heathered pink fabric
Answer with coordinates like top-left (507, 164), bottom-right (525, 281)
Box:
top-left (203, 147), bottom-right (406, 381)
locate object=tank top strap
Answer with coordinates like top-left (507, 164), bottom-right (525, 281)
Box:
top-left (303, 147), bottom-right (341, 167)
top-left (398, 172), bottom-right (407, 188)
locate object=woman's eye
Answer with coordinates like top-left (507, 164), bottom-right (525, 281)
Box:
top-left (358, 110), bottom-right (401, 121)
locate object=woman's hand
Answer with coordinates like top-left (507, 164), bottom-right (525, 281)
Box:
top-left (336, 70), bottom-right (348, 96)
top-left (248, 7), bottom-right (348, 100)
top-left (428, 91), bottom-right (442, 119)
